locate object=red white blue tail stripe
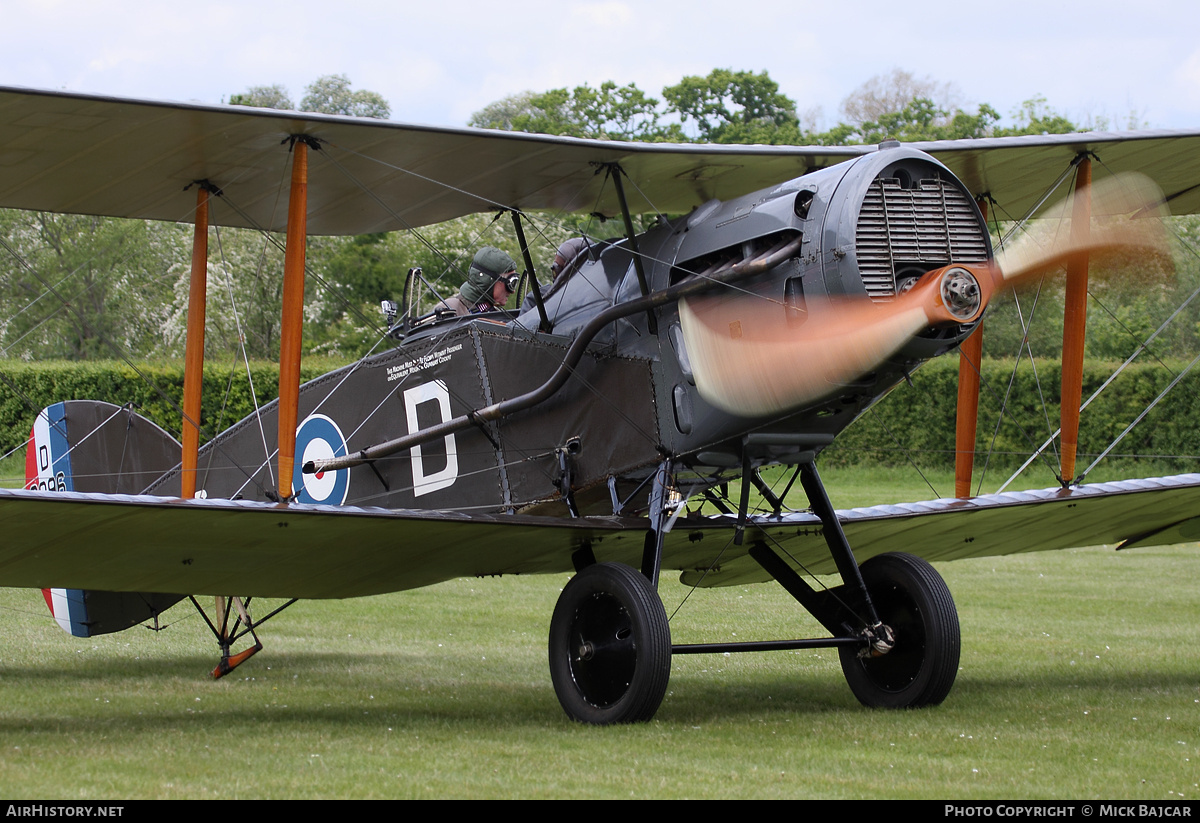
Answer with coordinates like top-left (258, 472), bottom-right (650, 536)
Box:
top-left (26, 403), bottom-right (90, 636)
top-left (42, 588), bottom-right (91, 637)
top-left (26, 403), bottom-right (73, 493)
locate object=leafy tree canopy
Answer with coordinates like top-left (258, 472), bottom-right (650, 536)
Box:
top-left (474, 82), bottom-right (664, 141)
top-left (995, 95), bottom-right (1078, 137)
top-left (839, 69), bottom-right (960, 127)
top-left (662, 69), bottom-right (800, 144)
top-left (228, 75), bottom-right (390, 119)
top-left (467, 91), bottom-right (541, 131)
top-left (228, 84), bottom-right (294, 110)
top-left (300, 74), bottom-right (390, 119)
top-left (470, 67), bottom-right (1080, 147)
top-left (849, 99), bottom-right (1004, 143)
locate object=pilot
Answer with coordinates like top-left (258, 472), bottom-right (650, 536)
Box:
top-left (438, 247), bottom-right (519, 316)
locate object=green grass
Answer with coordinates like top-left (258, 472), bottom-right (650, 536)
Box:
top-left (0, 469), bottom-right (1197, 799)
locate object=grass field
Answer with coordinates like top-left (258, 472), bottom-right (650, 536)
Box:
top-left (0, 466), bottom-right (1197, 799)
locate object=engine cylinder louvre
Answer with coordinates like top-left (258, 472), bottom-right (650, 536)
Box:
top-left (856, 176), bottom-right (989, 300)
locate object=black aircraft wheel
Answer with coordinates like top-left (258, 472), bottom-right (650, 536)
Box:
top-left (548, 562), bottom-right (671, 725)
top-left (839, 552), bottom-right (960, 709)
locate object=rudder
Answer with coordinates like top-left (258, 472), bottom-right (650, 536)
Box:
top-left (27, 400), bottom-right (185, 637)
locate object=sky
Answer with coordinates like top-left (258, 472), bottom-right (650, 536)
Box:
top-left (4, 0), bottom-right (1200, 133)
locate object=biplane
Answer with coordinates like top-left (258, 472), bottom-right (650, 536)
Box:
top-left (1, 85), bottom-right (1199, 724)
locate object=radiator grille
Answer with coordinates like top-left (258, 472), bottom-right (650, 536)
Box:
top-left (855, 176), bottom-right (989, 300)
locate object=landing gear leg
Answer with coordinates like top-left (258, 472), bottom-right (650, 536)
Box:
top-left (739, 448), bottom-right (960, 709)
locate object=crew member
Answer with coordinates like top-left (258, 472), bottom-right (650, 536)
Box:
top-left (520, 237), bottom-right (591, 313)
top-left (438, 247), bottom-right (519, 316)
top-left (550, 237), bottom-right (589, 282)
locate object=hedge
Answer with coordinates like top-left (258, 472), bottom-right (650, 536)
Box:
top-left (828, 356), bottom-right (1200, 474)
top-left (0, 359), bottom-right (338, 455)
top-left (2, 356), bottom-right (1198, 476)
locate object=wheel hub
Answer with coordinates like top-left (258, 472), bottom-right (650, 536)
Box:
top-left (860, 621), bottom-right (897, 659)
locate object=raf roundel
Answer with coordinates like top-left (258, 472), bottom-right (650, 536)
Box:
top-left (293, 414), bottom-right (350, 505)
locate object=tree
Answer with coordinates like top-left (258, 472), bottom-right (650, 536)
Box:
top-left (159, 224), bottom-right (292, 362)
top-left (662, 69), bottom-right (800, 144)
top-left (485, 82), bottom-right (663, 141)
top-left (228, 75), bottom-right (391, 119)
top-left (996, 95), bottom-right (1077, 137)
top-left (839, 69), bottom-right (959, 128)
top-left (0, 211), bottom-right (183, 360)
top-left (468, 91), bottom-right (542, 131)
top-left (227, 84), bottom-right (295, 110)
top-left (299, 74), bottom-right (390, 119)
top-left (221, 76), bottom-right (394, 357)
top-left (471, 69), bottom-right (802, 145)
top-left (818, 73), bottom-right (1077, 144)
top-left (852, 99), bottom-right (1002, 143)
top-left (828, 69), bottom-right (1003, 144)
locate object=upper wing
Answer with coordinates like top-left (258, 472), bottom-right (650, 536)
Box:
top-left (4, 86), bottom-right (1200, 236)
top-left (916, 131), bottom-right (1200, 218)
top-left (0, 86), bottom-right (863, 234)
top-left (0, 473), bottom-right (1196, 598)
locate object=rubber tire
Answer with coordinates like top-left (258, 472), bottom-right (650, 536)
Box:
top-left (839, 552), bottom-right (960, 708)
top-left (549, 562), bottom-right (672, 724)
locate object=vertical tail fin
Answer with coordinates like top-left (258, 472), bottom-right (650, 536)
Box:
top-left (27, 400), bottom-right (185, 636)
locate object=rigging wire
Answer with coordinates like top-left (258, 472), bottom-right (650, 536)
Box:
top-left (208, 216), bottom-right (276, 491)
top-left (1081, 349), bottom-right (1200, 479)
top-left (981, 282), bottom-right (1065, 485)
top-left (995, 164), bottom-right (1200, 489)
top-left (0, 228), bottom-right (215, 451)
top-left (968, 162), bottom-right (1103, 489)
top-left (270, 142), bottom-right (670, 501)
top-left (866, 405), bottom-right (942, 499)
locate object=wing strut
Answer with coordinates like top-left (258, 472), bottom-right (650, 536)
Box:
top-left (509, 210), bottom-right (551, 333)
top-left (1060, 155), bottom-right (1092, 485)
top-left (602, 162), bottom-right (658, 335)
top-left (277, 136), bottom-right (315, 500)
top-left (954, 197), bottom-right (989, 499)
top-left (181, 183), bottom-right (211, 500)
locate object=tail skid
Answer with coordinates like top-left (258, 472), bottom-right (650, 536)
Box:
top-left (190, 595), bottom-right (298, 679)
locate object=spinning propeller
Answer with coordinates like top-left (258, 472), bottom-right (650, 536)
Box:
top-left (679, 173), bottom-right (1171, 417)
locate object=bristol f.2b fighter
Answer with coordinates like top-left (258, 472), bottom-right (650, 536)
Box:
top-left (2, 86), bottom-right (1200, 724)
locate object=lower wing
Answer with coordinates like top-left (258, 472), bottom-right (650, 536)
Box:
top-left (0, 473), bottom-right (1196, 598)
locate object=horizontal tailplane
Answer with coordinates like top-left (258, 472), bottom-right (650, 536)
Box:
top-left (42, 589), bottom-right (184, 637)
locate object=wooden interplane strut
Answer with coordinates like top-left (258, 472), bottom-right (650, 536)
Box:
top-left (954, 326), bottom-right (984, 498)
top-left (954, 198), bottom-right (989, 499)
top-left (1060, 157), bottom-right (1092, 484)
top-left (181, 187), bottom-right (209, 500)
top-left (277, 139), bottom-right (310, 500)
